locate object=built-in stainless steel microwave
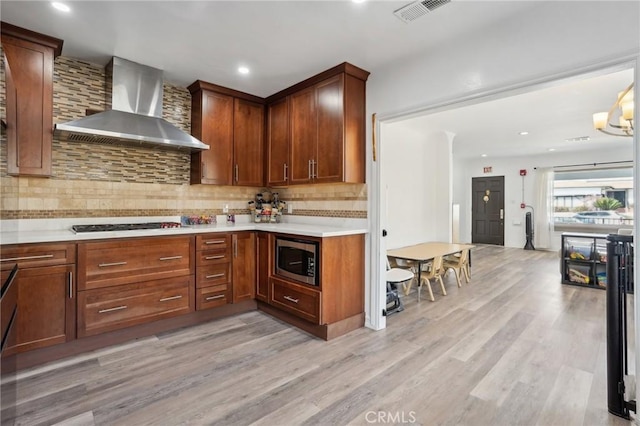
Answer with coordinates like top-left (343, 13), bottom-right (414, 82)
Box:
top-left (275, 236), bottom-right (319, 286)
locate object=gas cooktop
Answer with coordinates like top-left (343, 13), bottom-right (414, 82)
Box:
top-left (71, 222), bottom-right (182, 233)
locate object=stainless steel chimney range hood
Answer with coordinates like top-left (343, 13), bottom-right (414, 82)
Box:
top-left (55, 57), bottom-right (209, 152)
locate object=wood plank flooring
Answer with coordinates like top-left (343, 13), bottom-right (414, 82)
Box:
top-left (1, 245), bottom-right (634, 425)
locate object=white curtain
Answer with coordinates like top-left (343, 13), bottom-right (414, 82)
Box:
top-left (533, 168), bottom-right (554, 249)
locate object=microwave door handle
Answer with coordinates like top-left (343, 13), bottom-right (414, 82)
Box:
top-left (288, 261), bottom-right (303, 265)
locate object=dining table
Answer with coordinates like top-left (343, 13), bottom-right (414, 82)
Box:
top-left (387, 242), bottom-right (475, 294)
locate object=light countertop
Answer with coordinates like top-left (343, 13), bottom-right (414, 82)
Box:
top-left (0, 220), bottom-right (368, 245)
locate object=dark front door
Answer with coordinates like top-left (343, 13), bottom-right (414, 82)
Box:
top-left (472, 176), bottom-right (505, 245)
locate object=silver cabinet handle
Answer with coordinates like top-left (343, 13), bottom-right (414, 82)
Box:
top-left (235, 164), bottom-right (239, 183)
top-left (308, 159), bottom-right (312, 179)
top-left (205, 273), bottom-right (225, 279)
top-left (1, 254), bottom-right (54, 262)
top-left (205, 240), bottom-right (226, 245)
top-left (205, 255), bottom-right (225, 260)
top-left (202, 162), bottom-right (205, 179)
top-left (160, 295), bottom-right (183, 302)
top-left (205, 294), bottom-right (225, 301)
top-left (233, 237), bottom-right (238, 258)
top-left (98, 305), bottom-right (127, 313)
top-left (311, 159), bottom-right (316, 178)
top-left (68, 271), bottom-right (73, 299)
top-left (283, 163), bottom-right (288, 181)
top-left (159, 256), bottom-right (183, 261)
top-left (98, 261), bottom-right (127, 267)
top-left (284, 295), bottom-right (299, 304)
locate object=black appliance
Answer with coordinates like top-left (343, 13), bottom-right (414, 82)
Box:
top-left (72, 222), bottom-right (181, 233)
top-left (524, 211), bottom-right (535, 250)
top-left (275, 236), bottom-right (319, 286)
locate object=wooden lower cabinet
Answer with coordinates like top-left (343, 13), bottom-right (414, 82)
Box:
top-left (5, 264), bottom-right (75, 355)
top-left (259, 233), bottom-right (365, 340)
top-left (255, 232), bottom-right (270, 302)
top-left (1, 242), bottom-right (76, 356)
top-left (78, 275), bottom-right (193, 338)
top-left (232, 232), bottom-right (256, 303)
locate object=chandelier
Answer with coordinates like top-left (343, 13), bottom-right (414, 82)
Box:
top-left (592, 83), bottom-right (634, 137)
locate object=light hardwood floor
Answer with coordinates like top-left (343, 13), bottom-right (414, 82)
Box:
top-left (1, 245), bottom-right (635, 425)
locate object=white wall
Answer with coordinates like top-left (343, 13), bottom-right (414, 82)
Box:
top-left (366, 0), bottom-right (639, 331)
top-left (455, 146), bottom-right (633, 250)
top-left (381, 122), bottom-right (453, 250)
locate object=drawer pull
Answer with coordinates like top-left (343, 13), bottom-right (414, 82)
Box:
top-left (98, 305), bottom-right (127, 313)
top-left (98, 261), bottom-right (127, 268)
top-left (283, 295), bottom-right (299, 304)
top-left (1, 254), bottom-right (54, 262)
top-left (160, 295), bottom-right (183, 302)
top-left (205, 240), bottom-right (226, 245)
top-left (159, 256), bottom-right (183, 261)
top-left (205, 255), bottom-right (225, 260)
top-left (205, 273), bottom-right (225, 279)
top-left (205, 294), bottom-right (225, 301)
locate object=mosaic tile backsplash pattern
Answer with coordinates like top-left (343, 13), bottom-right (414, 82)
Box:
top-left (0, 53), bottom-right (367, 220)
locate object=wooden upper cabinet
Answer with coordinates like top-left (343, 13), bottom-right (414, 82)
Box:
top-left (190, 90), bottom-right (234, 185)
top-left (189, 80), bottom-right (265, 187)
top-left (289, 86), bottom-right (317, 185)
top-left (315, 75), bottom-right (344, 183)
top-left (267, 63), bottom-right (369, 186)
top-left (233, 98), bottom-right (264, 186)
top-left (1, 23), bottom-right (63, 177)
top-left (266, 98), bottom-right (290, 187)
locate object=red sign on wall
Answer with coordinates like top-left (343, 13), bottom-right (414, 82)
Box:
top-left (483, 166), bottom-right (492, 173)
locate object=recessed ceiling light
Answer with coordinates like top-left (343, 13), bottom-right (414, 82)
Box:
top-left (519, 131), bottom-right (529, 136)
top-left (564, 136), bottom-right (590, 142)
top-left (481, 154), bottom-right (488, 158)
top-left (51, 2), bottom-right (70, 12)
top-left (548, 148), bottom-right (556, 152)
top-left (238, 66), bottom-right (250, 75)
top-left (352, 0), bottom-right (367, 3)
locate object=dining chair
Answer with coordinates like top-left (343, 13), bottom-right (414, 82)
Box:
top-left (418, 255), bottom-right (446, 302)
top-left (443, 249), bottom-right (470, 287)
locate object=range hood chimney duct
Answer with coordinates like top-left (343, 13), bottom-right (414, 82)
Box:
top-left (55, 57), bottom-right (209, 152)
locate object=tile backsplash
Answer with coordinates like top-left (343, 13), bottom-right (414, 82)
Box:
top-left (0, 51), bottom-right (366, 221)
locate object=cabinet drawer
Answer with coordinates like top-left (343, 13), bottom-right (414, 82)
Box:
top-left (78, 236), bottom-right (194, 290)
top-left (78, 276), bottom-right (194, 338)
top-left (196, 264), bottom-right (231, 288)
top-left (1, 243), bottom-right (75, 271)
top-left (196, 234), bottom-right (231, 251)
top-left (197, 249), bottom-right (231, 266)
top-left (196, 285), bottom-right (231, 311)
top-left (270, 277), bottom-right (320, 324)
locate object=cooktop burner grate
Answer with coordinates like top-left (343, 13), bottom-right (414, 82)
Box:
top-left (71, 222), bottom-right (181, 233)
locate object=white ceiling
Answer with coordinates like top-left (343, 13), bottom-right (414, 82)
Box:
top-left (0, 1), bottom-right (635, 160)
top-left (401, 68), bottom-right (635, 159)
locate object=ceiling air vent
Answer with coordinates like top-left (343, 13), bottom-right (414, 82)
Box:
top-left (394, 0), bottom-right (451, 23)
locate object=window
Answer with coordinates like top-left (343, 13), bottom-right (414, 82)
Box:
top-left (553, 167), bottom-right (634, 228)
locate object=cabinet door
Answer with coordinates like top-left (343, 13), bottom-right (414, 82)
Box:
top-left (233, 99), bottom-right (264, 186)
top-left (256, 232), bottom-right (270, 302)
top-left (191, 91), bottom-right (233, 185)
top-left (315, 75), bottom-right (344, 183)
top-left (5, 264), bottom-right (75, 355)
top-left (232, 233), bottom-right (256, 303)
top-left (266, 98), bottom-right (290, 186)
top-left (289, 86), bottom-right (316, 185)
top-left (2, 34), bottom-right (55, 177)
